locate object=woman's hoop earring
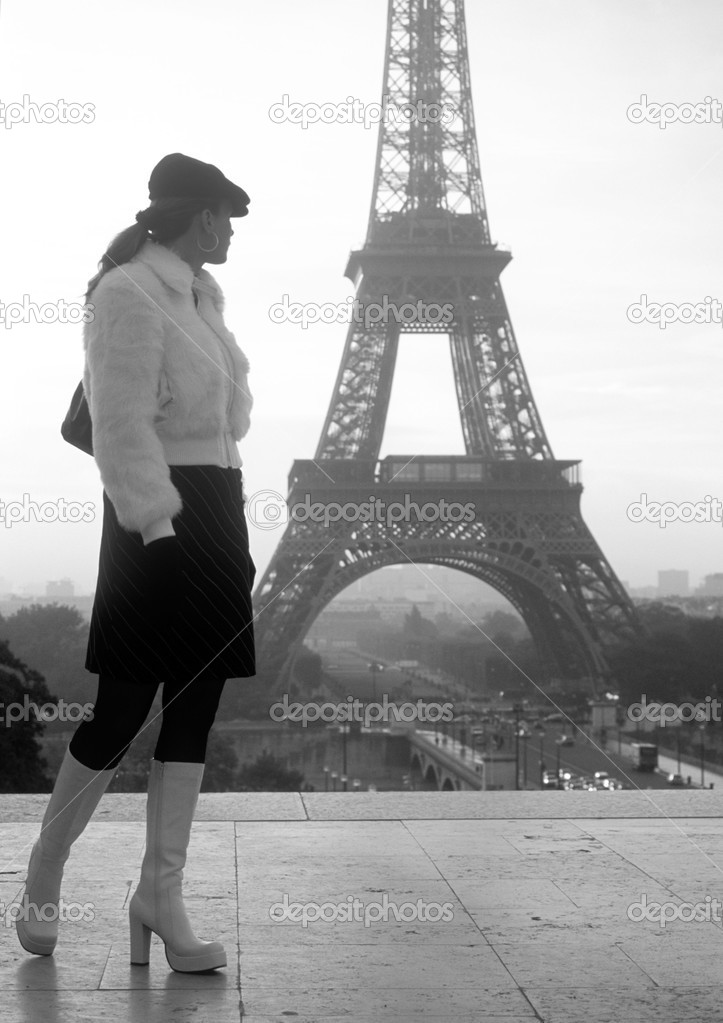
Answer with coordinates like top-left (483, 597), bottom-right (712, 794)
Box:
top-left (197, 231), bottom-right (219, 253)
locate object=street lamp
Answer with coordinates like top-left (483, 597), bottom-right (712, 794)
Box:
top-left (368, 662), bottom-right (384, 705)
top-left (539, 728), bottom-right (546, 789)
top-left (323, 765), bottom-right (329, 792)
top-left (341, 724), bottom-right (348, 788)
top-left (459, 719), bottom-right (467, 757)
top-left (513, 702), bottom-right (523, 790)
top-left (331, 771), bottom-right (338, 792)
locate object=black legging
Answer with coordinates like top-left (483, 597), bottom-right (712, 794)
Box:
top-left (69, 673), bottom-right (226, 770)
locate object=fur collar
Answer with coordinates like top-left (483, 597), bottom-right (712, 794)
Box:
top-left (134, 239), bottom-right (224, 306)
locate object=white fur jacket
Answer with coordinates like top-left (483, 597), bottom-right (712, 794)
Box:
top-left (83, 239), bottom-right (252, 534)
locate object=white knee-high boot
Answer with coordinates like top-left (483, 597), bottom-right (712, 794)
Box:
top-left (16, 745), bottom-right (118, 955)
top-left (128, 759), bottom-right (226, 973)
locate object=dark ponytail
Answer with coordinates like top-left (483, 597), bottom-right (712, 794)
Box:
top-left (85, 196), bottom-right (222, 301)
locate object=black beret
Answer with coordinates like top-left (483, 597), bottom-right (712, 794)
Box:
top-left (148, 152), bottom-right (250, 216)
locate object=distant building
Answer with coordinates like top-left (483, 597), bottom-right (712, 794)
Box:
top-left (657, 570), bottom-right (689, 597)
top-left (340, 564), bottom-right (509, 610)
top-left (307, 598), bottom-right (436, 646)
top-left (46, 578), bottom-right (75, 598)
top-left (695, 574), bottom-right (723, 597)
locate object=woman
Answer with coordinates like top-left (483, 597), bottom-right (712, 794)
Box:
top-left (16, 153), bottom-right (256, 974)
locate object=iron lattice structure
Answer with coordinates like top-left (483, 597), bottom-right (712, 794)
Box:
top-left (252, 0), bottom-right (640, 695)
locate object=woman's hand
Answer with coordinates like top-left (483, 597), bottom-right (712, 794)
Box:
top-left (143, 536), bottom-right (184, 630)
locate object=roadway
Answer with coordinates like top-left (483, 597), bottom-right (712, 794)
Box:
top-left (317, 648), bottom-right (680, 791)
top-left (318, 648), bottom-right (439, 702)
top-left (517, 724), bottom-right (675, 791)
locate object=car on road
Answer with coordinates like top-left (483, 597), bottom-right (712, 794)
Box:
top-left (555, 734), bottom-right (574, 746)
top-left (542, 770), bottom-right (563, 789)
top-left (667, 773), bottom-right (686, 787)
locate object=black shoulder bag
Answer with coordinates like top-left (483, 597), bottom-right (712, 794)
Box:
top-left (61, 380), bottom-right (94, 456)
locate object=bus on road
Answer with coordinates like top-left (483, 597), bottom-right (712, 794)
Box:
top-left (630, 742), bottom-right (658, 771)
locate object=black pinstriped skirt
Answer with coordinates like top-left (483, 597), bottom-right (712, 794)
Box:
top-left (85, 465), bottom-right (256, 684)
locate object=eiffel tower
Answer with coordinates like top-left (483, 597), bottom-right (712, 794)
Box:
top-left (252, 0), bottom-right (640, 697)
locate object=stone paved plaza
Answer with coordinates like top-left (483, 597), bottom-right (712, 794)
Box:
top-left (2, 790), bottom-right (723, 1021)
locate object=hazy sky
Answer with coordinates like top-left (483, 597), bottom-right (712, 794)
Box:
top-left (1, 0), bottom-right (722, 597)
